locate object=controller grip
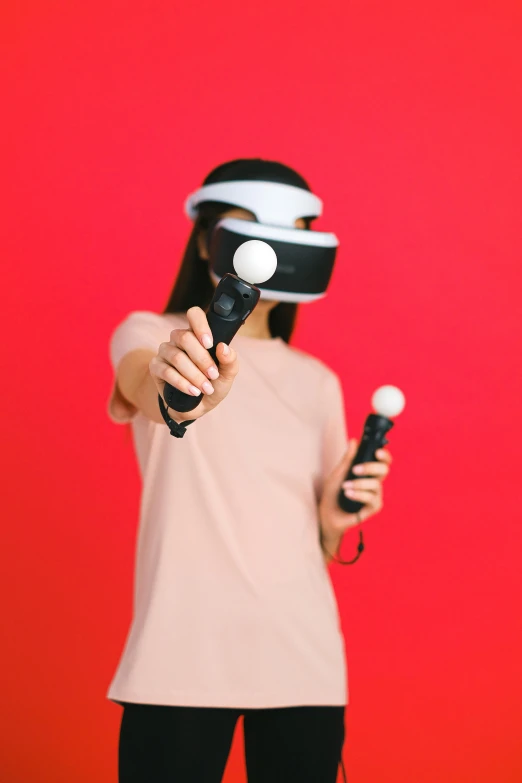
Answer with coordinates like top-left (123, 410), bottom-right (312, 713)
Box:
top-left (337, 415), bottom-right (392, 513)
top-left (161, 273), bottom-right (258, 414)
top-left (163, 308), bottom-right (247, 413)
top-left (163, 343), bottom-right (218, 413)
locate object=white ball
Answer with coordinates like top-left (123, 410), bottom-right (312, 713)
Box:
top-left (232, 240), bottom-right (277, 285)
top-left (371, 385), bottom-right (406, 418)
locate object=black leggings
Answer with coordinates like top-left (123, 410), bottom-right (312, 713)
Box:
top-left (118, 701), bottom-right (345, 783)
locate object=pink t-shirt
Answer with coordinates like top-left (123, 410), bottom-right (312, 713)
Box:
top-left (106, 310), bottom-right (349, 709)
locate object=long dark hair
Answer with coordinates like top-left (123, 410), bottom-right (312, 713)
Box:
top-left (161, 158), bottom-right (316, 344)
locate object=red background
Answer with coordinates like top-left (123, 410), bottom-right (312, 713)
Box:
top-left (2, 1), bottom-right (521, 781)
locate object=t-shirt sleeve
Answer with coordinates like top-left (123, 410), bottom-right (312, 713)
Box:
top-left (317, 370), bottom-right (349, 499)
top-left (106, 310), bottom-right (173, 424)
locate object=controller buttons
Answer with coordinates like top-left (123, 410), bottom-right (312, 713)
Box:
top-left (214, 293), bottom-right (235, 317)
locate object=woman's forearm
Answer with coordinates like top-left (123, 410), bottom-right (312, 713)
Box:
top-left (319, 528), bottom-right (343, 566)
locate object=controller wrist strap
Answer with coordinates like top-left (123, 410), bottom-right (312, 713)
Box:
top-left (157, 393), bottom-right (196, 438)
top-left (320, 528), bottom-right (365, 566)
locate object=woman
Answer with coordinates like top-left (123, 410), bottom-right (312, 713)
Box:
top-left (106, 158), bottom-right (392, 783)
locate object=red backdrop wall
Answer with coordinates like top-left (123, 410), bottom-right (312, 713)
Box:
top-left (2, 1), bottom-right (521, 781)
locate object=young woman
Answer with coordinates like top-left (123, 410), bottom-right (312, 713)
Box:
top-left (106, 158), bottom-right (392, 783)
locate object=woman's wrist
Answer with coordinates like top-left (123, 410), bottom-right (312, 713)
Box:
top-left (319, 527), bottom-right (344, 561)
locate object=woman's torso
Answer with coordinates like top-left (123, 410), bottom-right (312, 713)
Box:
top-left (106, 311), bottom-right (348, 708)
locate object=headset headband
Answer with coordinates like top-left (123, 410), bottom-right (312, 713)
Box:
top-left (184, 180), bottom-right (323, 227)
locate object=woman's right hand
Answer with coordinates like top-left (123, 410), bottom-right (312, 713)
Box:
top-left (149, 306), bottom-right (240, 422)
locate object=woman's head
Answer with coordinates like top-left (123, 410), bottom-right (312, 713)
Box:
top-left (162, 158), bottom-right (315, 343)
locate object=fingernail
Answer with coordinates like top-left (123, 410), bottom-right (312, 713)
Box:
top-left (353, 465), bottom-right (364, 474)
top-left (202, 334), bottom-right (213, 349)
top-left (343, 481), bottom-right (354, 488)
top-left (202, 381), bottom-right (214, 394)
top-left (222, 344), bottom-right (230, 355)
top-left (345, 489), bottom-right (356, 496)
top-left (188, 385), bottom-right (202, 396)
top-left (207, 366), bottom-right (219, 380)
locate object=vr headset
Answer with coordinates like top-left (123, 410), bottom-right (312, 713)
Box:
top-left (184, 179), bottom-right (339, 303)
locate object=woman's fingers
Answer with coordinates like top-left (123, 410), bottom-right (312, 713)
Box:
top-left (212, 342), bottom-right (239, 383)
top-left (352, 461), bottom-right (390, 478)
top-left (149, 356), bottom-right (203, 398)
top-left (164, 330), bottom-right (219, 386)
top-left (342, 478), bottom-right (381, 492)
top-left (186, 306), bottom-right (214, 350)
top-left (190, 342), bottom-right (239, 412)
top-left (375, 448), bottom-right (392, 464)
top-left (182, 309), bottom-right (239, 382)
top-left (148, 310), bottom-right (241, 421)
top-left (342, 487), bottom-right (382, 508)
top-left (342, 473), bottom-right (383, 507)
top-left (162, 341), bottom-right (218, 394)
top-left (152, 302), bottom-right (242, 413)
top-left (200, 343), bottom-right (239, 400)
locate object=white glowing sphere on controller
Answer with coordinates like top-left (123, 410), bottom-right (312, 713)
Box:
top-left (371, 385), bottom-right (406, 418)
top-left (232, 240), bottom-right (277, 285)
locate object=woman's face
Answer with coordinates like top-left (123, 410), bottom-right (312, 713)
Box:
top-left (198, 207), bottom-right (306, 309)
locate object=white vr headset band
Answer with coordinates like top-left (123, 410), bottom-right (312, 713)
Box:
top-left (215, 217), bottom-right (339, 248)
top-left (184, 180), bottom-right (323, 228)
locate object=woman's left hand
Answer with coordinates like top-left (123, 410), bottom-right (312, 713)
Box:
top-left (318, 438), bottom-right (392, 540)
